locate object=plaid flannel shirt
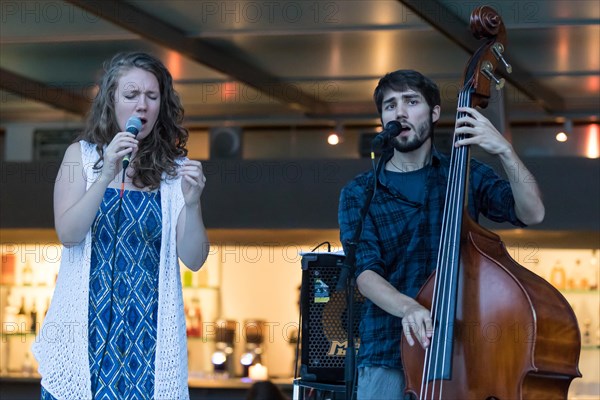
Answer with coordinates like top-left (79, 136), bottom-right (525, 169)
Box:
top-left (338, 147), bottom-right (525, 369)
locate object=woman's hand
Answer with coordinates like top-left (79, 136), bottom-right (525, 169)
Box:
top-left (101, 131), bottom-right (138, 181)
top-left (178, 160), bottom-right (206, 206)
top-left (176, 159), bottom-right (209, 270)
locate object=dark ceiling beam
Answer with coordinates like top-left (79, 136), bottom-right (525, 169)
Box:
top-left (0, 68), bottom-right (89, 115)
top-left (397, 0), bottom-right (565, 113)
top-left (65, 0), bottom-right (329, 115)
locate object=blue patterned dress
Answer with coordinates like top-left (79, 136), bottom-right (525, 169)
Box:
top-left (43, 188), bottom-right (162, 399)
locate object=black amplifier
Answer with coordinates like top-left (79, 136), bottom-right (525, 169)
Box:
top-left (300, 252), bottom-right (363, 383)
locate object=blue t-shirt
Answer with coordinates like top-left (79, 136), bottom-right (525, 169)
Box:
top-left (384, 166), bottom-right (429, 204)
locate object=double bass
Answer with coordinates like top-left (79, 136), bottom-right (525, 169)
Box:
top-left (400, 6), bottom-right (581, 400)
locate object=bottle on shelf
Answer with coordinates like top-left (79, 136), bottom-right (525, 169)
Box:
top-left (184, 303), bottom-right (191, 335)
top-left (44, 297), bottom-right (51, 318)
top-left (569, 259), bottom-right (583, 290)
top-left (16, 297), bottom-right (28, 334)
top-left (183, 269), bottom-right (194, 288)
top-left (2, 304), bottom-right (17, 334)
top-left (193, 296), bottom-right (203, 337)
top-left (22, 262), bottom-right (34, 286)
top-left (36, 264), bottom-right (48, 287)
top-left (0, 253), bottom-right (16, 285)
top-left (583, 319), bottom-right (592, 346)
top-left (185, 296), bottom-right (202, 337)
top-left (589, 250), bottom-right (599, 291)
top-left (29, 302), bottom-right (38, 333)
top-left (549, 260), bottom-right (566, 290)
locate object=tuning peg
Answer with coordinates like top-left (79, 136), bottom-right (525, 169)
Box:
top-left (481, 61), bottom-right (505, 90)
top-left (492, 43), bottom-right (512, 74)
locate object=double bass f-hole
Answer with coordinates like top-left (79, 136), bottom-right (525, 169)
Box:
top-left (400, 5), bottom-right (581, 400)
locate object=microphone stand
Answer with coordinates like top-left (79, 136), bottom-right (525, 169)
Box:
top-left (337, 150), bottom-right (388, 400)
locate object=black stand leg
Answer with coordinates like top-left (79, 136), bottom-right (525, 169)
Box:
top-left (337, 151), bottom-right (387, 400)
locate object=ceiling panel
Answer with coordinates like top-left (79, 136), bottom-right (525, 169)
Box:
top-left (0, 42), bottom-right (228, 84)
top-left (0, 91), bottom-right (82, 122)
top-left (0, 0), bottom-right (598, 128)
top-left (506, 26), bottom-right (599, 73)
top-left (129, 0), bottom-right (419, 34)
top-left (0, 0), bottom-right (135, 41)
top-left (437, 0), bottom-right (599, 25)
top-left (220, 29), bottom-right (470, 79)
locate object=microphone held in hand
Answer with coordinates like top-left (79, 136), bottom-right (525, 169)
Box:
top-left (371, 120), bottom-right (403, 148)
top-left (122, 117), bottom-right (142, 169)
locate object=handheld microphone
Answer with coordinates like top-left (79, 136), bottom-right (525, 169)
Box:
top-left (371, 120), bottom-right (403, 148)
top-left (122, 117), bottom-right (142, 169)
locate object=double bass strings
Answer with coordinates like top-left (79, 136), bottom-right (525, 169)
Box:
top-left (421, 85), bottom-right (473, 400)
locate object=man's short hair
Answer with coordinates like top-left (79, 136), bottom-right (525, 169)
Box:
top-left (373, 70), bottom-right (441, 115)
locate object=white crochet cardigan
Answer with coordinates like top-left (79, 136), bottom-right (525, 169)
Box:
top-left (32, 141), bottom-right (189, 399)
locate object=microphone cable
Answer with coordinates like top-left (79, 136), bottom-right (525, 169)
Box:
top-left (120, 161), bottom-right (128, 199)
top-left (93, 120), bottom-right (139, 392)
